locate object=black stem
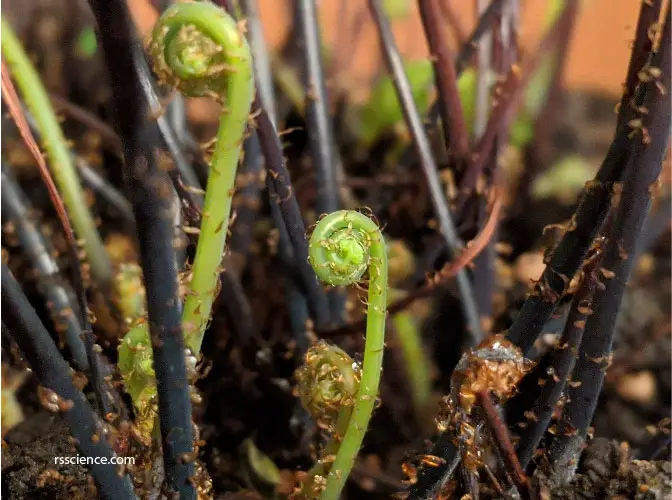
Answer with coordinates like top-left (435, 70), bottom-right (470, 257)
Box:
top-left (293, 0), bottom-right (346, 325)
top-left (132, 45), bottom-right (204, 224)
top-left (617, 0), bottom-right (664, 126)
top-left (227, 138), bottom-right (264, 261)
top-left (549, 9), bottom-right (671, 480)
top-left (424, 0), bottom-right (508, 126)
top-left (455, 0), bottom-right (579, 212)
top-left (368, 0), bottom-right (483, 344)
top-left (255, 103), bottom-right (332, 332)
top-left (516, 246), bottom-right (605, 468)
top-left (407, 431), bottom-right (462, 500)
top-left (505, 0), bottom-right (666, 355)
top-left (87, 0), bottom-right (196, 497)
top-left (293, 0), bottom-right (340, 216)
top-left (223, 1), bottom-right (315, 346)
top-left (241, 0), bottom-right (278, 123)
top-left (1, 265), bottom-right (136, 500)
top-left (1, 166), bottom-right (88, 371)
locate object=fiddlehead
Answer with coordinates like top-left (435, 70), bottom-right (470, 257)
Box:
top-left (295, 210), bottom-right (388, 500)
top-left (148, 2), bottom-right (254, 354)
top-left (294, 342), bottom-right (360, 498)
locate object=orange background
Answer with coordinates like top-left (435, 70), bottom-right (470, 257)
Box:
top-left (130, 0), bottom-right (641, 97)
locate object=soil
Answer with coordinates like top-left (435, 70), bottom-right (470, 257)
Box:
top-left (2, 412), bottom-right (93, 500)
top-left (2, 1), bottom-right (671, 500)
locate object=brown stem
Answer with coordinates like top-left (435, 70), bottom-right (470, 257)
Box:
top-left (478, 390), bottom-right (533, 500)
top-left (455, 0), bottom-right (579, 212)
top-left (418, 0), bottom-right (470, 159)
top-left (438, 0), bottom-right (468, 47)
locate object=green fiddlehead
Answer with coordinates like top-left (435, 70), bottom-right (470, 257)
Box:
top-left (296, 210), bottom-right (388, 500)
top-left (148, 2), bottom-right (254, 354)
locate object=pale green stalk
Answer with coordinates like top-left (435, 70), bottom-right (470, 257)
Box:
top-left (1, 17), bottom-right (112, 288)
top-left (148, 2), bottom-right (254, 354)
top-left (391, 307), bottom-right (431, 418)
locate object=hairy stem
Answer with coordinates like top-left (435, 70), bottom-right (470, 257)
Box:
top-left (88, 0), bottom-right (196, 494)
top-left (148, 2), bottom-right (255, 354)
top-left (549, 10), bottom-right (671, 479)
top-left (303, 210), bottom-right (388, 500)
top-left (1, 265), bottom-right (135, 500)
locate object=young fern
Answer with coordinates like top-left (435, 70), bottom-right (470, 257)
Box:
top-left (115, 264), bottom-right (155, 441)
top-left (115, 2), bottom-right (253, 439)
top-left (148, 2), bottom-right (254, 354)
top-left (294, 342), bottom-right (360, 498)
top-left (297, 210), bottom-right (388, 500)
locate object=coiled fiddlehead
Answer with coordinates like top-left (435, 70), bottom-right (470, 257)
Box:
top-left (296, 210), bottom-right (388, 500)
top-left (294, 342), bottom-right (360, 498)
top-left (148, 2), bottom-right (254, 354)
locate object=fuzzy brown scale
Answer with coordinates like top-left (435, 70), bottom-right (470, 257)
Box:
top-left (436, 334), bottom-right (534, 472)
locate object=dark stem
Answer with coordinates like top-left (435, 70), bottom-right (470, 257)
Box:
top-left (1, 165), bottom-right (88, 371)
top-left (241, 0), bottom-right (278, 123)
top-left (549, 8), bottom-right (671, 480)
top-left (87, 0), bottom-right (196, 497)
top-left (368, 0), bottom-right (483, 344)
top-left (293, 0), bottom-right (346, 324)
top-left (455, 0), bottom-right (579, 212)
top-left (294, 0), bottom-right (340, 216)
top-left (407, 431), bottom-right (462, 500)
top-left (424, 0), bottom-right (508, 125)
top-left (132, 45), bottom-right (204, 224)
top-left (506, 0), bottom-right (667, 355)
top-left (418, 0), bottom-right (470, 159)
top-left (1, 71), bottom-right (115, 417)
top-left (1, 265), bottom-right (136, 500)
top-left (254, 102), bottom-right (333, 332)
top-left (515, 246), bottom-right (605, 468)
top-left (618, 0), bottom-right (664, 126)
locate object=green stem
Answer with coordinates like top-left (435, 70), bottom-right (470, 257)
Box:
top-left (307, 210), bottom-right (388, 500)
top-left (148, 2), bottom-right (254, 354)
top-left (1, 17), bottom-right (113, 288)
top-left (390, 303), bottom-right (431, 419)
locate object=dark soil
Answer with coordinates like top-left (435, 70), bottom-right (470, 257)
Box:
top-left (2, 412), bottom-right (92, 500)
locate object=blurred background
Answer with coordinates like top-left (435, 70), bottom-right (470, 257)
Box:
top-left (128, 0), bottom-right (640, 99)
